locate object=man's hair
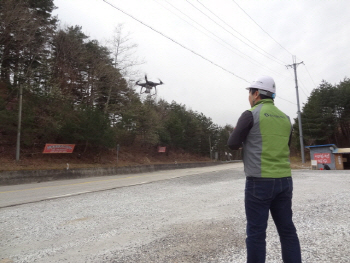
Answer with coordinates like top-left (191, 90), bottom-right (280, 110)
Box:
top-left (249, 88), bottom-right (273, 100)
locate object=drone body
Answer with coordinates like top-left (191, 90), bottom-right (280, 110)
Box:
top-left (136, 75), bottom-right (163, 96)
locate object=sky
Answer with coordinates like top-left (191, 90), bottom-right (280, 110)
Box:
top-left (52, 0), bottom-right (350, 127)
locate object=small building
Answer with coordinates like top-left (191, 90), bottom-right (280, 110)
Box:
top-left (333, 147), bottom-right (350, 170)
top-left (305, 144), bottom-right (350, 170)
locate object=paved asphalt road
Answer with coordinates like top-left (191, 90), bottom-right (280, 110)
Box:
top-left (1, 163), bottom-right (350, 263)
top-left (0, 163), bottom-right (241, 208)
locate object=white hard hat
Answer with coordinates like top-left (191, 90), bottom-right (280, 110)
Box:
top-left (246, 75), bottom-right (276, 94)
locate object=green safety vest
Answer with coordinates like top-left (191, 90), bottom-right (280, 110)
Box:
top-left (244, 99), bottom-right (292, 178)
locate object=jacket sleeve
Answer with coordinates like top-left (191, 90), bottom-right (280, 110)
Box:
top-left (227, 110), bottom-right (253, 150)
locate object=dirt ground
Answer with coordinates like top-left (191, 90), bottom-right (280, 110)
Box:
top-left (0, 145), bottom-right (309, 171)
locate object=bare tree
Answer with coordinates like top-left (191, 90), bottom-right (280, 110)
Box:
top-left (105, 24), bottom-right (145, 84)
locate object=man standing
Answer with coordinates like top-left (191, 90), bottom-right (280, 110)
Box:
top-left (227, 76), bottom-right (301, 263)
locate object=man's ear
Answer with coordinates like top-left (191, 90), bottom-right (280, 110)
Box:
top-left (254, 90), bottom-right (260, 98)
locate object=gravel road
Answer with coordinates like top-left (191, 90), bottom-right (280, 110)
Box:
top-left (1, 164), bottom-right (350, 263)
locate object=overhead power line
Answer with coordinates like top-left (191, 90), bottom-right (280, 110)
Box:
top-left (299, 83), bottom-right (309, 98)
top-left (155, 0), bottom-right (285, 77)
top-left (194, 0), bottom-right (288, 66)
top-left (304, 64), bottom-right (318, 90)
top-left (231, 0), bottom-right (294, 57)
top-left (287, 70), bottom-right (308, 98)
top-left (278, 97), bottom-right (296, 105)
top-left (299, 79), bottom-right (311, 96)
top-left (103, 0), bottom-right (295, 105)
top-left (102, 0), bottom-right (250, 83)
top-left (157, 0), bottom-right (261, 66)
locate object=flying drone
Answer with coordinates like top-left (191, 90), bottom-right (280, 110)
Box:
top-left (136, 74), bottom-right (163, 96)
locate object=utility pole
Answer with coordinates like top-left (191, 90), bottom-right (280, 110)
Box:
top-left (286, 56), bottom-right (305, 163)
top-left (16, 85), bottom-right (23, 162)
top-left (209, 136), bottom-right (212, 160)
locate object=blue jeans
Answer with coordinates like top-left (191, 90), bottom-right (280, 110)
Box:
top-left (245, 177), bottom-right (301, 263)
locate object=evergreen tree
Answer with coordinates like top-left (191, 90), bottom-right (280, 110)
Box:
top-left (294, 78), bottom-right (350, 147)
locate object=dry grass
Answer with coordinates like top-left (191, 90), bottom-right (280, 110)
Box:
top-left (0, 145), bottom-right (309, 172)
top-left (290, 156), bottom-right (311, 169)
top-left (0, 146), bottom-right (212, 171)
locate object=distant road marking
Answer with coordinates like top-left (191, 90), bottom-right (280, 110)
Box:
top-left (49, 191), bottom-right (91, 199)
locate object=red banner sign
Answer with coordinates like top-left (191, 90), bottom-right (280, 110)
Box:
top-left (158, 146), bottom-right (166, 153)
top-left (313, 153), bottom-right (331, 164)
top-left (43, 144), bottom-right (75, 153)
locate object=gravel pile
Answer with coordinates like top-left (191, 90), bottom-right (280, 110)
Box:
top-left (1, 166), bottom-right (349, 263)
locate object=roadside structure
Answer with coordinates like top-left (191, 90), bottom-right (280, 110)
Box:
top-left (305, 144), bottom-right (350, 170)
